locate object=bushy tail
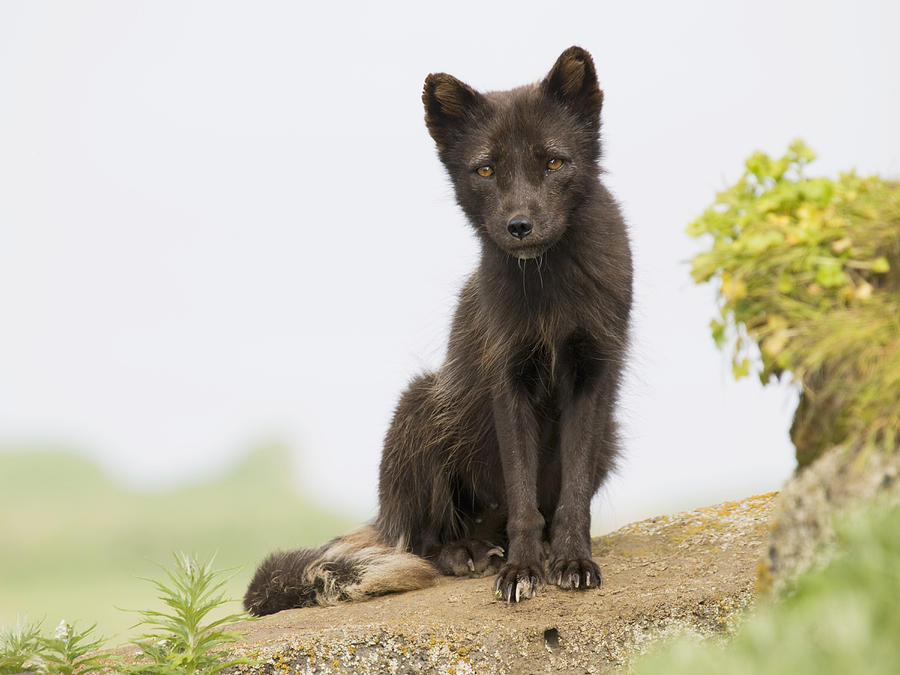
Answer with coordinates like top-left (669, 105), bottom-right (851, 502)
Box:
top-left (244, 525), bottom-right (439, 616)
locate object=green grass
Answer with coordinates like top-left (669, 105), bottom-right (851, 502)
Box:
top-left (634, 500), bottom-right (900, 674)
top-left (0, 445), bottom-right (354, 644)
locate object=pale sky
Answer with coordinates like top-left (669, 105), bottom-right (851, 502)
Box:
top-left (2, 1), bottom-right (898, 531)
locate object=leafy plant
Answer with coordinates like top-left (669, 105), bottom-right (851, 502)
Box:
top-left (0, 618), bottom-right (43, 674)
top-left (123, 553), bottom-right (253, 675)
top-left (0, 619), bottom-right (110, 675)
top-left (40, 621), bottom-right (110, 674)
top-left (688, 141), bottom-right (900, 464)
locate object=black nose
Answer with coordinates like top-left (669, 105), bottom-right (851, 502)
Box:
top-left (507, 216), bottom-right (533, 239)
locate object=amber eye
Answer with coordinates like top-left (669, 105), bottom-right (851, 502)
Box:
top-left (476, 165), bottom-right (494, 177)
top-left (547, 158), bottom-right (564, 171)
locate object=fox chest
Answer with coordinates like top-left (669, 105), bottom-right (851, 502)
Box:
top-left (507, 328), bottom-right (603, 401)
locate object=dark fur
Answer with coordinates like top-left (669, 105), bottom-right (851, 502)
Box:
top-left (245, 46), bottom-right (632, 615)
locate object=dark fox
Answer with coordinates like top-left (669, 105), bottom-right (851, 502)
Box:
top-left (244, 45), bottom-right (632, 615)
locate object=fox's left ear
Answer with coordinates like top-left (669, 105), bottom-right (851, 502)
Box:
top-left (541, 46), bottom-right (603, 130)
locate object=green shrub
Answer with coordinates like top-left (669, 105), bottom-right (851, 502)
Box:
top-left (688, 141), bottom-right (900, 465)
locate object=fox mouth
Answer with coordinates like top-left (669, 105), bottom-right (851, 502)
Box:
top-left (511, 245), bottom-right (546, 260)
top-left (505, 231), bottom-right (562, 260)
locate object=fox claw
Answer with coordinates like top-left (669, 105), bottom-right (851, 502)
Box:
top-left (435, 539), bottom-right (505, 576)
top-left (494, 563), bottom-right (545, 603)
top-left (548, 558), bottom-right (602, 591)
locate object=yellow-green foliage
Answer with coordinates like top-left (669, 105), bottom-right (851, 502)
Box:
top-left (688, 141), bottom-right (900, 463)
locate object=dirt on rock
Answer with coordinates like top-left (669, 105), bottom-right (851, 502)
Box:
top-left (222, 493), bottom-right (776, 674)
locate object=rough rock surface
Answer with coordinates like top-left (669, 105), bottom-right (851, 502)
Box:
top-left (764, 444), bottom-right (900, 596)
top-left (226, 493), bottom-right (776, 674)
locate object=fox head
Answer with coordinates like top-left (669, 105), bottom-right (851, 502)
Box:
top-left (423, 46), bottom-right (604, 260)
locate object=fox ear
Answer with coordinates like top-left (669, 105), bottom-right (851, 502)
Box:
top-left (423, 73), bottom-right (485, 152)
top-left (542, 46), bottom-right (603, 129)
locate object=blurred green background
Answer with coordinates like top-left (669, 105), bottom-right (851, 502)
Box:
top-left (0, 446), bottom-right (353, 644)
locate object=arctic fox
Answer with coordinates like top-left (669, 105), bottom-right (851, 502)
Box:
top-left (245, 46), bottom-right (632, 614)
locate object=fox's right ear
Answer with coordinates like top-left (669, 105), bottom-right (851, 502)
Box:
top-left (423, 73), bottom-right (485, 153)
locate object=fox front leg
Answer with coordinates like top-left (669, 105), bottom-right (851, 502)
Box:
top-left (547, 355), bottom-right (617, 591)
top-left (490, 382), bottom-right (546, 602)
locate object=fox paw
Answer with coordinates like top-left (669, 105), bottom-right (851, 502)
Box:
top-left (434, 540), bottom-right (504, 576)
top-left (493, 563), bottom-right (545, 602)
top-left (548, 558), bottom-right (602, 590)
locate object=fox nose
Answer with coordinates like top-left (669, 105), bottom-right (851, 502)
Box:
top-left (507, 216), bottom-right (533, 239)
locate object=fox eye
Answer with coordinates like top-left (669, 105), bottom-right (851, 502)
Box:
top-left (476, 165), bottom-right (494, 178)
top-left (546, 158), bottom-right (564, 171)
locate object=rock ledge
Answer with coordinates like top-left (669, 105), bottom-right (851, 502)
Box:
top-left (228, 493), bottom-right (776, 674)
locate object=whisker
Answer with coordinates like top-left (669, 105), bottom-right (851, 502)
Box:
top-left (518, 257), bottom-right (528, 297)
